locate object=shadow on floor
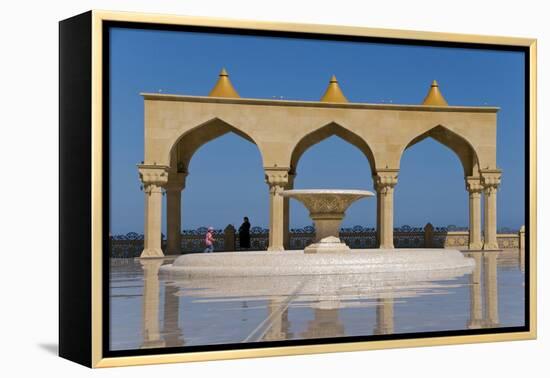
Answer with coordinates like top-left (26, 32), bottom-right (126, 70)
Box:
top-left (38, 343), bottom-right (58, 355)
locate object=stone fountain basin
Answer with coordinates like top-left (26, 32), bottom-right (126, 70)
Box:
top-left (160, 249), bottom-right (475, 278)
top-left (282, 189), bottom-right (374, 215)
top-left (282, 189), bottom-right (375, 253)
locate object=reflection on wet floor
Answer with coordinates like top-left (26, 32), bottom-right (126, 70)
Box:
top-left (109, 249), bottom-right (525, 351)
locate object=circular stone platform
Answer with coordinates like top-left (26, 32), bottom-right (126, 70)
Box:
top-left (159, 249), bottom-right (475, 278)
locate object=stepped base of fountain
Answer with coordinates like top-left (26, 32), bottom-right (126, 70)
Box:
top-left (160, 248), bottom-right (475, 278)
top-left (304, 236), bottom-right (351, 254)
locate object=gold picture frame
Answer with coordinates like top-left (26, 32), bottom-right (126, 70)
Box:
top-left (59, 9), bottom-right (537, 368)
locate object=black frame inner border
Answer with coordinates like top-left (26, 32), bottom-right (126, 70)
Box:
top-left (101, 20), bottom-right (531, 359)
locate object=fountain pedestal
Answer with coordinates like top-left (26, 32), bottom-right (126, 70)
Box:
top-left (305, 236), bottom-right (350, 254)
top-left (282, 189), bottom-right (374, 253)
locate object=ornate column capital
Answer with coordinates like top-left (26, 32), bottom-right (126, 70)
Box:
top-left (465, 176), bottom-right (483, 194)
top-left (138, 164), bottom-right (169, 193)
top-left (373, 169), bottom-right (399, 194)
top-left (481, 169), bottom-right (502, 192)
top-left (265, 167), bottom-right (290, 194)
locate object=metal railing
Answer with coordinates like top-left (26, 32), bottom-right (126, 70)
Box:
top-left (109, 224), bottom-right (523, 258)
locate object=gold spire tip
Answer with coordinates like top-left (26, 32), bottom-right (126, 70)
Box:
top-left (422, 79), bottom-right (448, 106)
top-left (321, 75), bottom-right (348, 103)
top-left (209, 68), bottom-right (240, 98)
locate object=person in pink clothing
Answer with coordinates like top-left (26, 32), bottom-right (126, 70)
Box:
top-left (204, 226), bottom-right (215, 253)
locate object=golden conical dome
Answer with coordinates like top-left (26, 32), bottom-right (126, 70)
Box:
top-left (422, 80), bottom-right (448, 106)
top-left (320, 75), bottom-right (348, 103)
top-left (209, 68), bottom-right (240, 98)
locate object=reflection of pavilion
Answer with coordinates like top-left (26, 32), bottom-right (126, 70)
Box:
top-left (161, 284), bottom-right (184, 347)
top-left (467, 252), bottom-right (500, 329)
top-left (374, 297), bottom-right (395, 335)
top-left (138, 257), bottom-right (500, 346)
top-left (263, 298), bottom-right (293, 341)
top-left (157, 266), bottom-right (472, 343)
top-left (263, 299), bottom-right (396, 341)
top-left (138, 70), bottom-right (502, 257)
top-left (300, 306), bottom-right (345, 339)
top-left (140, 260), bottom-right (165, 349)
top-left (139, 260), bottom-right (184, 349)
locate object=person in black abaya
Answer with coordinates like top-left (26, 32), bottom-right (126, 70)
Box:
top-left (238, 216), bottom-right (251, 249)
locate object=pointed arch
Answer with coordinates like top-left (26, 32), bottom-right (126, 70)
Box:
top-left (401, 125), bottom-right (480, 177)
top-left (290, 122), bottom-right (376, 174)
top-left (168, 117), bottom-right (262, 173)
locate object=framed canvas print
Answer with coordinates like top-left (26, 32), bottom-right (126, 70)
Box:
top-left (59, 10), bottom-right (537, 368)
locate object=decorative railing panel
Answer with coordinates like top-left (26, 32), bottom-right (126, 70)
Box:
top-left (497, 233), bottom-right (520, 249)
top-left (109, 224), bottom-right (522, 257)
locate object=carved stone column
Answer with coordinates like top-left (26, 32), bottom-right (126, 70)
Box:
top-left (466, 176), bottom-right (483, 250)
top-left (283, 172), bottom-right (295, 250)
top-left (138, 165), bottom-right (169, 258)
top-left (165, 172), bottom-right (187, 255)
top-left (374, 170), bottom-right (398, 249)
top-left (482, 170), bottom-right (502, 250)
top-left (265, 168), bottom-right (289, 251)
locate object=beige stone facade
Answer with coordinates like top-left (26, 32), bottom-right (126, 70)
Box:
top-left (137, 74), bottom-right (502, 257)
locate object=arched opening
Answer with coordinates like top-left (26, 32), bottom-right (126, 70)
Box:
top-left (290, 123), bottom-right (376, 174)
top-left (289, 125), bottom-right (376, 249)
top-left (165, 119), bottom-right (265, 253)
top-left (403, 125), bottom-right (479, 177)
top-left (396, 126), bottom-right (478, 248)
top-left (169, 118), bottom-right (258, 174)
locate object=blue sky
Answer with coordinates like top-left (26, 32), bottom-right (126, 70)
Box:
top-left (109, 27), bottom-right (525, 234)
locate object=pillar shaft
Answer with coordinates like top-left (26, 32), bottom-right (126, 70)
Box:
top-left (379, 187), bottom-right (395, 248)
top-left (143, 185), bottom-right (164, 257)
top-left (482, 171), bottom-right (501, 250)
top-left (139, 165), bottom-right (169, 258)
top-left (165, 173), bottom-right (187, 255)
top-left (374, 171), bottom-right (398, 249)
top-left (283, 173), bottom-right (295, 250)
top-left (466, 177), bottom-right (483, 250)
top-left (268, 185), bottom-right (285, 251)
top-left (166, 190), bottom-right (181, 255)
top-left (483, 187), bottom-right (498, 249)
top-left (265, 168), bottom-right (289, 251)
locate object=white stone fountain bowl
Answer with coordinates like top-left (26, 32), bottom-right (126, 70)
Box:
top-left (282, 189), bottom-right (374, 213)
top-left (159, 249), bottom-right (475, 278)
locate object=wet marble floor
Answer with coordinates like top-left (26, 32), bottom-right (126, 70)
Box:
top-left (109, 249), bottom-right (525, 351)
